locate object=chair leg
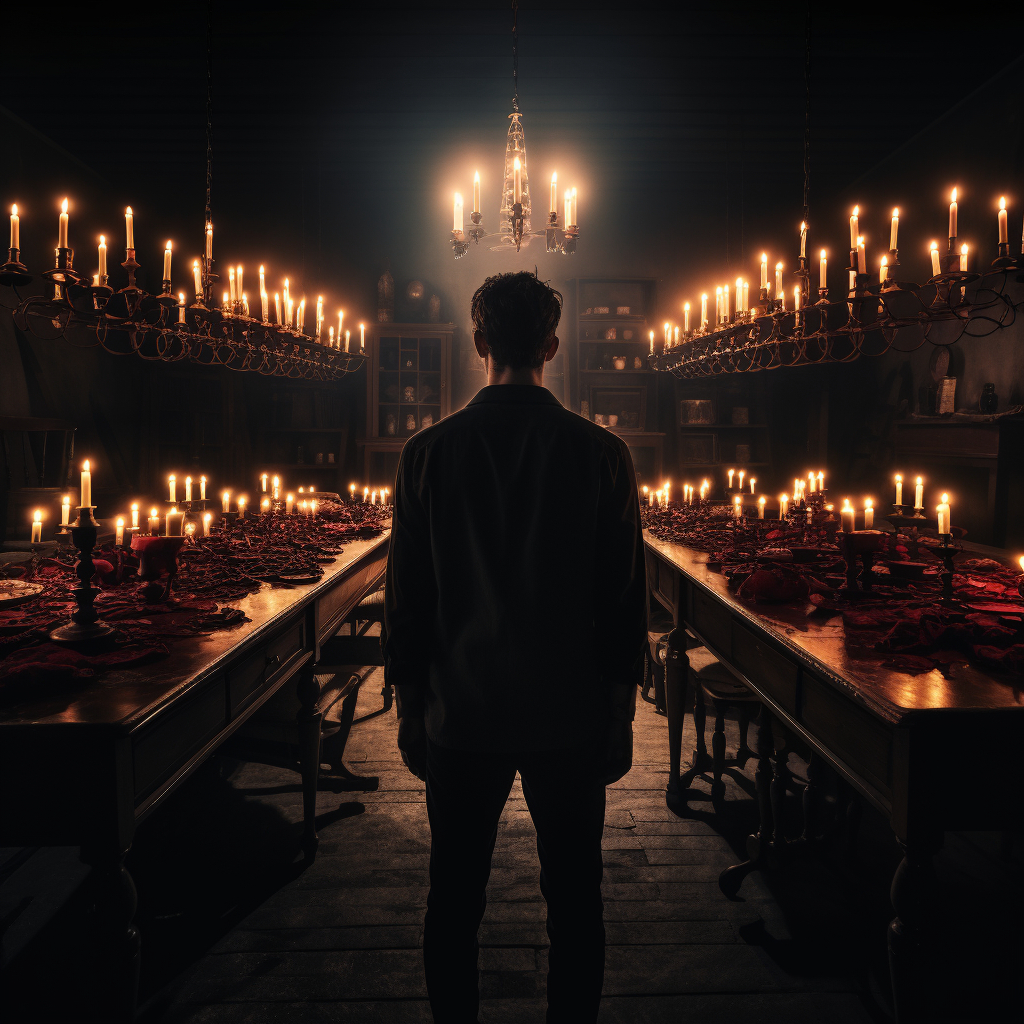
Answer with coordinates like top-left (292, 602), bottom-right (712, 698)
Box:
top-left (321, 685), bottom-right (380, 792)
top-left (691, 685), bottom-right (710, 772)
top-left (710, 699), bottom-right (727, 805)
top-left (737, 703), bottom-right (754, 765)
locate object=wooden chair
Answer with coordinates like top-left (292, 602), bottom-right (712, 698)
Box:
top-left (340, 586), bottom-right (392, 714)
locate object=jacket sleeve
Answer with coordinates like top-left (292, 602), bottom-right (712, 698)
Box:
top-left (381, 441), bottom-right (437, 697)
top-left (593, 439), bottom-right (648, 695)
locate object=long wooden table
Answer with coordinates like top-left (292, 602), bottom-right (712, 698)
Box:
top-left (0, 531), bottom-right (389, 1019)
top-left (645, 532), bottom-right (1024, 1024)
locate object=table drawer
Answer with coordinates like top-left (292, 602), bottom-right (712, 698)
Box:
top-left (732, 623), bottom-right (798, 714)
top-left (691, 589), bottom-right (731, 660)
top-left (228, 618), bottom-right (308, 717)
top-left (134, 681), bottom-right (227, 801)
top-left (802, 676), bottom-right (892, 797)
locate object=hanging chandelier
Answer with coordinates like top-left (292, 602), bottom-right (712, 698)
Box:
top-left (450, 1), bottom-right (580, 259)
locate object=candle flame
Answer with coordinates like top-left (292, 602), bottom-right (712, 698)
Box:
top-left (475, 171), bottom-right (481, 183)
top-left (204, 513), bottom-right (211, 522)
top-left (929, 241), bottom-right (938, 252)
top-left (185, 475), bottom-right (191, 484)
top-left (126, 206), bottom-right (132, 216)
top-left (916, 476), bottom-right (923, 484)
top-left (169, 474), bottom-right (175, 481)
top-left (116, 516), bottom-right (124, 527)
top-left (550, 171), bottom-right (556, 184)
top-left (881, 256), bottom-right (888, 267)
top-left (941, 493), bottom-right (948, 503)
top-left (961, 243), bottom-right (968, 255)
top-left (895, 474), bottom-right (902, 483)
top-left (454, 191), bottom-right (462, 204)
top-left (150, 507), bottom-right (158, 516)
top-left (736, 276), bottom-right (743, 288)
top-left (761, 253), bottom-right (767, 263)
top-left (800, 221), bottom-right (806, 231)
top-left (131, 502), bottom-right (138, 510)
top-left (178, 292), bottom-right (184, 303)
top-left (759, 496), bottom-right (766, 504)
top-left (171, 505), bottom-right (178, 513)
top-left (259, 264), bottom-right (264, 273)
top-left (852, 205), bottom-right (859, 216)
top-left (950, 188), bottom-right (957, 203)
top-left (33, 509), bottom-right (42, 523)
top-left (892, 207), bottom-right (899, 218)
top-left (61, 198), bottom-right (68, 214)
top-left (1019, 555), bottom-right (1024, 572)
top-left (820, 248), bottom-right (826, 259)
top-left (193, 259), bottom-right (199, 269)
top-left (11, 204), bottom-right (16, 216)
top-left (857, 235), bottom-right (864, 246)
top-left (775, 261), bottom-right (783, 270)
top-left (865, 499), bottom-right (873, 508)
top-left (781, 493), bottom-right (788, 501)
top-left (83, 459), bottom-right (90, 471)
top-left (999, 196), bottom-right (1006, 211)
top-left (99, 234), bottom-right (105, 245)
top-left (165, 240), bottom-right (172, 251)
top-left (513, 156), bottom-right (520, 170)
top-left (683, 301), bottom-right (690, 310)
top-left (716, 286), bottom-right (722, 295)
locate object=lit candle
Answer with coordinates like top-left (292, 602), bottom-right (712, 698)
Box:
top-left (549, 172), bottom-right (556, 215)
top-left (735, 277), bottom-right (743, 312)
top-left (474, 171), bottom-right (481, 215)
top-left (9, 204), bottom-right (19, 250)
top-left (128, 502), bottom-right (139, 529)
top-left (663, 321), bottom-right (670, 344)
top-left (31, 510), bottom-right (42, 544)
top-left (760, 253), bottom-right (768, 291)
top-left (283, 278), bottom-right (290, 308)
top-left (565, 190), bottom-right (572, 228)
top-left (890, 208), bottom-right (899, 251)
top-left (715, 286), bottom-right (722, 323)
top-left (185, 476), bottom-right (192, 502)
top-left (794, 478), bottom-right (801, 502)
top-left (742, 281), bottom-right (749, 310)
top-left (857, 236), bottom-right (866, 275)
top-left (758, 496), bottom-right (766, 519)
top-left (738, 470), bottom-right (745, 491)
top-left (236, 265), bottom-right (243, 298)
top-left (148, 507), bottom-right (160, 535)
top-left (948, 187), bottom-right (958, 239)
top-left (178, 292), bottom-right (186, 323)
top-left (310, 500), bottom-right (317, 517)
top-left (880, 256), bottom-right (888, 283)
top-left (237, 497), bottom-right (246, 520)
top-left (272, 475), bottom-right (280, 499)
top-left (62, 494), bottom-right (71, 525)
top-left (199, 475), bottom-right (206, 500)
top-left (723, 283), bottom-right (730, 320)
top-left (80, 460), bottom-right (92, 507)
top-left (371, 489), bottom-right (378, 505)
top-left (750, 477), bottom-right (756, 494)
top-left (806, 506), bottom-right (813, 525)
top-left (193, 260), bottom-right (202, 297)
top-left (329, 328), bottom-right (335, 349)
top-left (841, 499), bottom-right (855, 533)
top-left (58, 198), bottom-right (69, 248)
top-left (793, 285), bottom-right (801, 320)
top-left (360, 323), bottom-right (365, 350)
top-left (673, 326), bottom-right (679, 345)
top-left (513, 157), bottom-right (522, 204)
top-left (95, 234), bottom-right (108, 280)
top-left (775, 262), bottom-right (783, 298)
top-left (363, 487), bottom-right (369, 502)
top-left (799, 220), bottom-right (807, 258)
top-left (286, 297), bottom-right (294, 328)
top-left (203, 512), bottom-right (212, 537)
top-left (700, 293), bottom-right (707, 328)
top-left (115, 517), bottom-right (125, 546)
top-left (728, 469), bottom-right (734, 489)
top-left (936, 493), bottom-right (951, 535)
top-left (895, 474), bottom-right (903, 506)
top-left (338, 310), bottom-right (344, 344)
top-left (780, 493), bottom-right (789, 517)
top-left (930, 242), bottom-right (941, 277)
top-left (683, 302), bottom-right (690, 332)
top-left (286, 492), bottom-right (294, 514)
top-left (808, 471), bottom-right (816, 494)
top-left (733, 495), bottom-right (742, 519)
top-left (205, 221), bottom-right (213, 261)
top-left (998, 197), bottom-right (1007, 245)
top-left (261, 473), bottom-right (268, 493)
top-left (315, 295), bottom-right (324, 342)
top-left (453, 192), bottom-right (464, 234)
top-left (298, 298), bottom-right (305, 333)
top-left (349, 483), bottom-right (356, 501)
top-left (960, 243), bottom-right (968, 272)
top-left (819, 249), bottom-right (827, 290)
top-left (864, 499), bottom-right (874, 529)
top-left (168, 474), bottom-right (176, 502)
top-left (914, 476), bottom-right (924, 510)
top-left (165, 506), bottom-right (183, 536)
top-left (817, 472), bottom-right (824, 491)
top-left (649, 331), bottom-right (654, 354)
top-left (261, 497), bottom-right (270, 514)
top-left (122, 206), bottom-right (133, 250)
top-left (569, 188), bottom-right (577, 228)
top-left (849, 205), bottom-right (859, 250)
top-left (160, 239), bottom-right (171, 282)
top-left (344, 330), bottom-right (351, 352)
top-left (259, 264), bottom-right (266, 299)
top-left (221, 490), bottom-right (231, 513)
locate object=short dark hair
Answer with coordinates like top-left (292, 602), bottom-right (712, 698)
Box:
top-left (470, 272), bottom-right (562, 370)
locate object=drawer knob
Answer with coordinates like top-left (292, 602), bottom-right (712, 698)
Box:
top-left (265, 653), bottom-right (282, 669)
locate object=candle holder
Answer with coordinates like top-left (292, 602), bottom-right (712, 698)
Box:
top-left (131, 534), bottom-right (186, 603)
top-left (510, 201), bottom-right (525, 252)
top-left (49, 507), bottom-right (117, 644)
top-left (936, 533), bottom-right (957, 604)
top-left (838, 530), bottom-right (885, 595)
top-left (43, 246), bottom-right (83, 289)
top-left (451, 231), bottom-right (470, 259)
top-left (0, 246), bottom-right (31, 287)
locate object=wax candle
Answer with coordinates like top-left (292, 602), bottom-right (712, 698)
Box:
top-left (30, 510), bottom-right (42, 544)
top-left (570, 188), bottom-right (577, 228)
top-left (758, 496), bottom-right (766, 519)
top-left (799, 220), bottom-right (807, 258)
top-left (274, 292), bottom-right (281, 324)
top-left (128, 502), bottom-right (138, 529)
top-left (808, 471), bottom-right (816, 494)
top-left (221, 490), bottom-right (231, 512)
top-left (360, 323), bottom-right (365, 350)
top-left (880, 256), bottom-right (888, 283)
top-left (930, 242), bottom-right (941, 277)
top-left (148, 507), bottom-right (160, 535)
top-left (371, 489), bottom-right (378, 505)
top-left (700, 293), bottom-right (708, 328)
top-left (549, 172), bottom-right (556, 215)
top-left (94, 234), bottom-right (107, 281)
top-left (806, 507), bottom-right (813, 525)
top-left (715, 287), bottom-right (722, 323)
top-left (998, 197), bottom-right (1008, 245)
top-left (760, 253), bottom-right (768, 290)
top-left (683, 302), bottom-right (690, 332)
top-left (298, 299), bottom-right (306, 333)
top-left (203, 512), bottom-right (212, 537)
top-left (349, 483), bottom-right (356, 502)
top-left (344, 330), bottom-right (351, 352)
top-left (565, 191), bottom-right (572, 229)
top-left (473, 171), bottom-right (481, 216)
top-left (513, 158), bottom-right (522, 204)
top-left (283, 278), bottom-right (290, 308)
top-left (936, 493), bottom-right (951, 535)
top-left (780, 493), bottom-right (789, 518)
top-left (161, 240), bottom-right (172, 282)
top-left (178, 292), bottom-right (186, 322)
top-left (817, 472), bottom-right (824, 490)
top-left (793, 285), bottom-right (801, 322)
top-left (167, 474), bottom-right (175, 502)
top-left (864, 499), bottom-right (874, 529)
top-left (735, 277), bottom-right (743, 312)
top-left (663, 321), bottom-right (670, 344)
top-left (895, 475), bottom-right (903, 505)
top-left (960, 244), bottom-right (968, 272)
top-left (794, 478), bottom-right (801, 502)
top-left (58, 198), bottom-right (69, 248)
top-left (890, 208), bottom-right (899, 251)
top-left (728, 469), bottom-right (734, 489)
top-left (286, 298), bottom-right (294, 327)
top-left (674, 326), bottom-right (679, 344)
top-left (197, 475), bottom-right (205, 501)
top-left (733, 495), bottom-right (742, 519)
top-left (948, 188), bottom-right (958, 238)
top-left (9, 204), bottom-right (19, 250)
top-left (775, 262), bottom-right (783, 298)
top-left (738, 470), bottom-right (745, 491)
top-left (914, 476), bottom-right (924, 510)
top-left (115, 517), bottom-right (125, 546)
top-left (857, 237), bottom-right (866, 275)
top-left (272, 475), bottom-right (280, 499)
top-left (742, 281), bottom-right (749, 311)
top-left (261, 473), bottom-right (268, 493)
top-left (205, 222), bottom-right (213, 261)
top-left (453, 192), bottom-right (464, 234)
top-left (849, 205), bottom-right (859, 250)
top-left (841, 500), bottom-right (855, 533)
top-left (286, 493), bottom-right (294, 514)
top-left (363, 487), bottom-right (369, 502)
top-left (62, 495), bottom-right (70, 525)
top-left (236, 265), bottom-right (243, 299)
top-left (124, 207), bottom-right (134, 249)
top-left (261, 498), bottom-right (270, 514)
top-left (750, 477), bottom-right (756, 494)
top-left (819, 249), bottom-right (827, 290)
top-left (193, 260), bottom-right (202, 298)
top-left (338, 310), bottom-right (344, 344)
top-left (185, 476), bottom-right (192, 502)
top-left (237, 497), bottom-right (246, 519)
top-left (315, 296), bottom-right (323, 342)
top-left (80, 460), bottom-right (92, 507)
top-left (166, 506), bottom-right (183, 536)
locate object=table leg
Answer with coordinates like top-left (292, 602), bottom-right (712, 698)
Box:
top-left (80, 843), bottom-right (140, 1023)
top-left (720, 707), bottom-right (774, 898)
top-left (691, 686), bottom-right (712, 774)
top-left (770, 732), bottom-right (791, 851)
top-left (296, 664), bottom-right (323, 861)
top-left (801, 751), bottom-right (823, 844)
top-left (888, 834), bottom-right (940, 1024)
top-left (665, 627), bottom-right (689, 804)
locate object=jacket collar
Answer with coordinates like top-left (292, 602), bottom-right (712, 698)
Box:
top-left (467, 384), bottom-right (563, 407)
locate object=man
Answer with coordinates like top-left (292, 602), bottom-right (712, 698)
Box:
top-left (382, 271), bottom-right (647, 1024)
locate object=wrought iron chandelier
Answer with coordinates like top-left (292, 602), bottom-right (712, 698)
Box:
top-left (450, 1), bottom-right (580, 259)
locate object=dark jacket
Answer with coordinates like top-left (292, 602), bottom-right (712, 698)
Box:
top-left (381, 383), bottom-right (647, 752)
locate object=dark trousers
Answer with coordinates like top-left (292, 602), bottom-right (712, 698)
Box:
top-left (423, 740), bottom-right (607, 1024)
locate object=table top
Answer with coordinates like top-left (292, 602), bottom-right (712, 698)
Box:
top-left (0, 532), bottom-right (390, 731)
top-left (645, 532), bottom-right (1024, 723)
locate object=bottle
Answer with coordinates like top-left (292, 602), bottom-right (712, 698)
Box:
top-left (378, 260), bottom-right (395, 323)
top-left (979, 383), bottom-right (997, 414)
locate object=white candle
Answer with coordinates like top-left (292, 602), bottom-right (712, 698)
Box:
top-left (758, 496), bottom-right (766, 519)
top-left (261, 473), bottom-right (268, 493)
top-left (274, 293), bottom-right (282, 325)
top-left (864, 500), bottom-right (874, 529)
top-left (205, 222), bottom-right (213, 261)
top-left (344, 330), bottom-right (351, 352)
top-left (97, 235), bottom-right (108, 280)
top-left (286, 493), bottom-right (294, 514)
top-left (817, 471), bottom-right (824, 491)
top-left (857, 237), bottom-right (866, 275)
top-left (148, 507), bottom-right (160, 535)
top-left (565, 191), bottom-right (572, 229)
top-left (948, 188), bottom-right (957, 238)
top-left (203, 512), bottom-right (212, 536)
top-left (178, 292), bottom-right (186, 322)
top-left (31, 510), bottom-right (42, 544)
top-left (936, 493), bottom-right (951, 535)
top-left (775, 262), bottom-right (783, 299)
top-left (58, 198), bottom-right (69, 248)
top-left (808, 471), bottom-right (816, 494)
top-left (9, 204), bottom-right (19, 250)
top-left (362, 487), bottom-right (369, 502)
top-left (192, 260), bottom-right (202, 298)
top-left (168, 474), bottom-right (176, 502)
top-left (569, 188), bottom-right (577, 228)
top-left (715, 287), bottom-right (722, 323)
top-left (738, 470), bottom-right (745, 491)
top-left (819, 249), bottom-right (827, 290)
top-left (199, 475), bottom-right (206, 500)
top-left (930, 242), bottom-right (941, 277)
top-left (237, 497), bottom-right (246, 519)
top-left (799, 221), bottom-right (807, 258)
top-left (700, 293), bottom-right (707, 328)
top-left (890, 208), bottom-right (899, 251)
top-left (549, 172), bottom-right (556, 215)
top-left (742, 281), bottom-right (749, 311)
top-left (453, 192), bottom-right (464, 234)
top-left (115, 517), bottom-right (125, 546)
top-left (513, 158), bottom-right (522, 204)
top-left (62, 495), bottom-right (71, 525)
top-left (841, 500), bottom-right (855, 533)
top-left (683, 303), bottom-right (690, 332)
top-left (750, 477), bottom-right (756, 494)
top-left (733, 495), bottom-right (742, 519)
top-left (185, 476), bottom-right (192, 502)
top-left (162, 240), bottom-right (172, 281)
top-left (371, 489), bottom-right (378, 505)
top-left (166, 507), bottom-right (183, 536)
top-left (360, 323), bottom-right (365, 350)
top-left (960, 243), bottom-right (968, 272)
top-left (236, 265), bottom-right (243, 298)
top-left (780, 493), bottom-right (789, 518)
top-left (80, 460), bottom-right (92, 507)
top-left (474, 171), bottom-right (481, 215)
top-left (228, 266), bottom-right (236, 301)
top-left (760, 253), bottom-right (768, 290)
top-left (349, 484), bottom-right (357, 502)
top-left (728, 469), bottom-right (734, 489)
top-left (125, 207), bottom-right (134, 249)
top-left (649, 331), bottom-right (654, 354)
top-left (880, 256), bottom-right (888, 283)
top-left (998, 197), bottom-right (1008, 245)
top-left (316, 295), bottom-right (323, 342)
top-left (735, 277), bottom-right (743, 312)
top-left (793, 285), bottom-right (802, 321)
top-left (221, 490), bottom-right (231, 513)
top-left (914, 476), bottom-right (924, 510)
top-left (895, 474), bottom-right (903, 506)
top-left (849, 205), bottom-right (859, 250)
top-left (129, 502), bottom-right (139, 529)
top-left (261, 498), bottom-right (270, 515)
top-left (338, 310), bottom-right (344, 344)
top-left (273, 475), bottom-right (280, 500)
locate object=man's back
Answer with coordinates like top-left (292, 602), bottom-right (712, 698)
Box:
top-left (382, 383), bottom-right (647, 752)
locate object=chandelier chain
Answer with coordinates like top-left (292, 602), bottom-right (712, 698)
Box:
top-left (205, 0), bottom-right (214, 231)
top-left (511, 0), bottom-right (519, 111)
top-left (802, 3), bottom-right (811, 227)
